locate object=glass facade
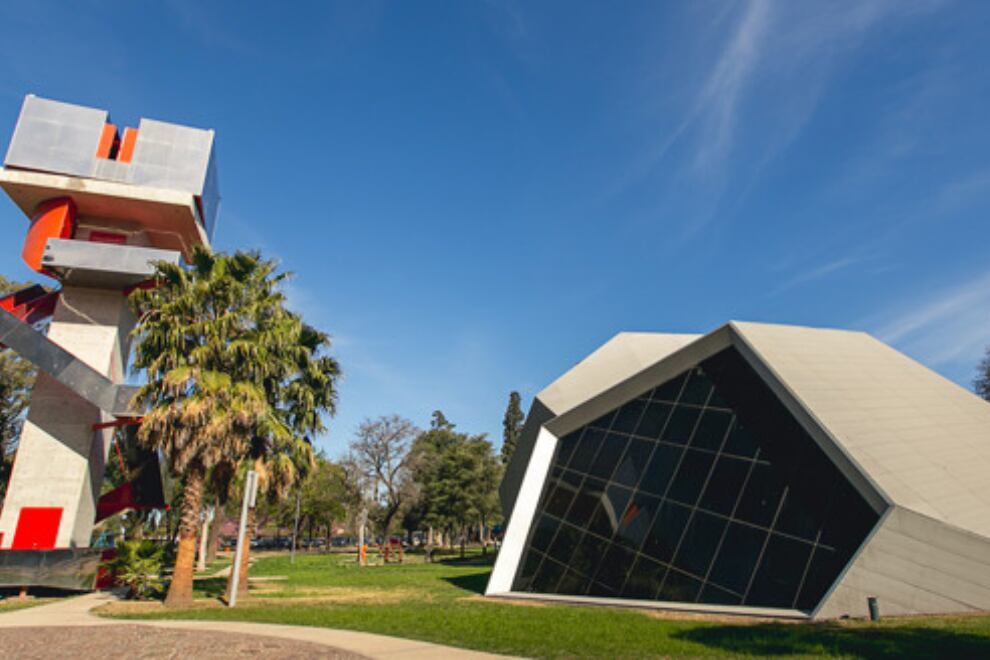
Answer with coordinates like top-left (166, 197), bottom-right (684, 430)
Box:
top-left (512, 347), bottom-right (879, 611)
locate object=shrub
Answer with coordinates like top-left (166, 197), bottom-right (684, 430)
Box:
top-left (104, 540), bottom-right (165, 600)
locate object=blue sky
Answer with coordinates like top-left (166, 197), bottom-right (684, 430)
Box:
top-left (1, 1), bottom-right (988, 457)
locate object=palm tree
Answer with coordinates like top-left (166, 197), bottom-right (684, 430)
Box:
top-left (225, 321), bottom-right (340, 599)
top-left (130, 247), bottom-right (296, 607)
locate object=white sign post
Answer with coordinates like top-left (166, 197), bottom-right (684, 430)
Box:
top-left (228, 470), bottom-right (258, 608)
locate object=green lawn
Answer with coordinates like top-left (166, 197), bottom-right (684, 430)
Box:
top-left (0, 596), bottom-right (53, 613)
top-left (104, 551), bottom-right (990, 658)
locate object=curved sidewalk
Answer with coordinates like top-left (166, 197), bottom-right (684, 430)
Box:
top-left (0, 593), bottom-right (516, 659)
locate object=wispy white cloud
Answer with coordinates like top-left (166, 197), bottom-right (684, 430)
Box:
top-left (691, 0), bottom-right (773, 173)
top-left (770, 255), bottom-right (859, 296)
top-left (608, 0), bottom-right (946, 237)
top-left (867, 268), bottom-right (990, 368)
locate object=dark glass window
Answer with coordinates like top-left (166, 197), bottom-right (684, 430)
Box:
top-left (699, 455), bottom-right (751, 516)
top-left (679, 369), bottom-right (713, 405)
top-left (707, 522), bottom-right (767, 595)
top-left (530, 515), bottom-right (560, 552)
top-left (622, 556), bottom-right (667, 599)
top-left (673, 510), bottom-right (726, 577)
top-left (691, 409), bottom-right (733, 451)
top-left (658, 569), bottom-right (702, 602)
top-left (514, 347), bottom-right (879, 612)
top-left (662, 406), bottom-right (701, 445)
top-left (555, 431), bottom-right (582, 467)
top-left (667, 449), bottom-right (716, 506)
top-left (639, 443), bottom-right (683, 496)
top-left (615, 491), bottom-right (660, 550)
top-left (594, 543), bottom-right (637, 592)
top-left (544, 478), bottom-right (578, 519)
top-left (722, 423), bottom-right (759, 459)
top-left (570, 531), bottom-right (608, 580)
top-left (588, 433), bottom-right (628, 480)
top-left (642, 500), bottom-right (690, 563)
top-left (652, 373), bottom-right (686, 402)
top-left (635, 401), bottom-right (672, 439)
top-left (612, 399), bottom-right (646, 434)
top-left (531, 557), bottom-right (566, 592)
top-left (588, 484), bottom-right (632, 539)
top-left (748, 535), bottom-right (814, 608)
top-left (734, 463), bottom-right (785, 527)
top-left (568, 428), bottom-right (604, 473)
top-left (612, 438), bottom-right (653, 488)
top-left (699, 583), bottom-right (742, 605)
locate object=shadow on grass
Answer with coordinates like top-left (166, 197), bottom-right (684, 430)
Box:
top-left (674, 622), bottom-right (990, 659)
top-left (192, 577), bottom-right (228, 599)
top-left (435, 553), bottom-right (496, 567)
top-left (442, 572), bottom-right (491, 595)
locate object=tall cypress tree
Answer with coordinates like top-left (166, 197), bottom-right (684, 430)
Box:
top-left (976, 346), bottom-right (990, 402)
top-left (501, 391), bottom-right (525, 464)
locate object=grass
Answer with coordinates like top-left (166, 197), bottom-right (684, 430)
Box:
top-left (0, 596), bottom-right (53, 613)
top-left (101, 550), bottom-right (990, 658)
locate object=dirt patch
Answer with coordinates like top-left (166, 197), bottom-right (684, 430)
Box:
top-left (638, 609), bottom-right (778, 624)
top-left (259, 586), bottom-right (427, 605)
top-left (95, 599), bottom-right (224, 616)
top-left (463, 594), bottom-right (550, 608)
top-left (99, 586), bottom-right (428, 612)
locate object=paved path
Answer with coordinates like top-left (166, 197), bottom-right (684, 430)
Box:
top-left (0, 593), bottom-right (515, 659)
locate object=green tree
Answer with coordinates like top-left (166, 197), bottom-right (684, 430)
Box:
top-left (297, 453), bottom-right (350, 541)
top-left (976, 346), bottom-right (990, 402)
top-left (411, 412), bottom-right (500, 556)
top-left (130, 246), bottom-right (333, 607)
top-left (0, 276), bottom-right (39, 502)
top-left (501, 391), bottom-right (525, 465)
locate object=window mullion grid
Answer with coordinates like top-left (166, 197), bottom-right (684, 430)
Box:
top-left (518, 423), bottom-right (591, 593)
top-left (583, 391), bottom-right (657, 593)
top-left (740, 462), bottom-right (789, 604)
top-left (693, 414), bottom-right (747, 599)
top-left (647, 383), bottom-right (723, 600)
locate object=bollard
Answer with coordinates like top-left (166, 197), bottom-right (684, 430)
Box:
top-left (868, 596), bottom-right (880, 621)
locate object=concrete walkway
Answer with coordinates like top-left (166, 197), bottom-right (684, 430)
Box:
top-left (0, 593), bottom-right (515, 659)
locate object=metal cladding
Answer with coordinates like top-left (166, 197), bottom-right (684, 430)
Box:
top-left (4, 94), bottom-right (219, 239)
top-left (0, 94), bottom-right (217, 582)
top-left (489, 322), bottom-right (990, 619)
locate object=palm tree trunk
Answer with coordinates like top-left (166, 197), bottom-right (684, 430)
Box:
top-left (206, 496), bottom-right (222, 562)
top-left (226, 505), bottom-right (254, 600)
top-left (165, 465), bottom-right (204, 607)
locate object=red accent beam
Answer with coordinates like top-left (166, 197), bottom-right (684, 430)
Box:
top-left (91, 417), bottom-right (143, 431)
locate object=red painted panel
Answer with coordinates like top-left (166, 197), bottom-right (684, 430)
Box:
top-left (21, 197), bottom-right (77, 273)
top-left (88, 230), bottom-right (127, 245)
top-left (11, 507), bottom-right (62, 549)
top-left (118, 127), bottom-right (138, 163)
top-left (95, 123), bottom-right (118, 159)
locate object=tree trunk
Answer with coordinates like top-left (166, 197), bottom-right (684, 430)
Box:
top-left (196, 506), bottom-right (212, 572)
top-left (206, 496), bottom-right (222, 562)
top-left (165, 465), bottom-right (204, 607)
top-left (226, 505), bottom-right (254, 601)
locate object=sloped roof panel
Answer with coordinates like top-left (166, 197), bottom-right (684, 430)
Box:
top-left (731, 321), bottom-right (990, 538)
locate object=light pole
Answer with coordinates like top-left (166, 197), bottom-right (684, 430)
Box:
top-left (228, 470), bottom-right (258, 607)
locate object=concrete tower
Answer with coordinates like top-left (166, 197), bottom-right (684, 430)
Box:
top-left (0, 95), bottom-right (218, 586)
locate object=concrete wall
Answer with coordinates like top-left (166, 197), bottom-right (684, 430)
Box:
top-left (0, 287), bottom-right (133, 548)
top-left (815, 506), bottom-right (990, 619)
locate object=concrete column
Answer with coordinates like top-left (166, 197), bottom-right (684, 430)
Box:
top-left (0, 287), bottom-right (134, 549)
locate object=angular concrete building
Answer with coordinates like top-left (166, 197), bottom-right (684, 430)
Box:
top-left (487, 322), bottom-right (990, 619)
